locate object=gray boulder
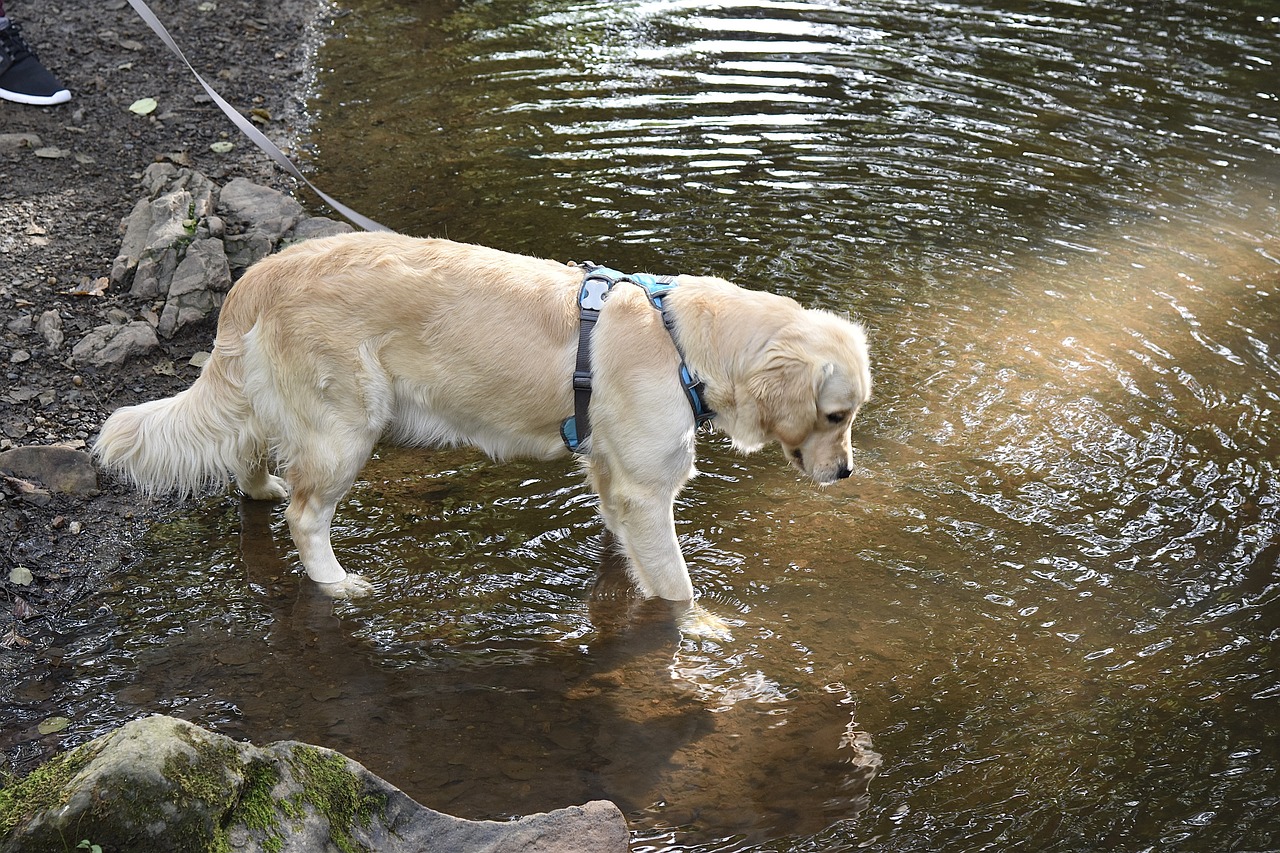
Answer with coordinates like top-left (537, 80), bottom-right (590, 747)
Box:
top-left (0, 445), bottom-right (98, 496)
top-left (157, 238), bottom-right (232, 339)
top-left (284, 215), bottom-right (355, 245)
top-left (0, 715), bottom-right (630, 853)
top-left (71, 321), bottom-right (159, 367)
top-left (111, 189), bottom-right (195, 293)
top-left (219, 177), bottom-right (304, 271)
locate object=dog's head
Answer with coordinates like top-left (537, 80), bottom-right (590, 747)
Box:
top-left (745, 310), bottom-right (871, 484)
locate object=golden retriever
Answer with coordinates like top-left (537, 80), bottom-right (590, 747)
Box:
top-left (95, 233), bottom-right (871, 599)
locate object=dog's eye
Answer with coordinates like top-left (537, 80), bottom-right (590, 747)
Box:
top-left (826, 411), bottom-right (849, 425)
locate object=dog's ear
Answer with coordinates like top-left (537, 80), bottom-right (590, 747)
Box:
top-left (746, 337), bottom-right (821, 445)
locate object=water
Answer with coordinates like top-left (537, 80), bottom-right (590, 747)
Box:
top-left (5, 0), bottom-right (1280, 850)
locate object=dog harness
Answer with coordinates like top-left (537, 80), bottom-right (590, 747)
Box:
top-left (561, 264), bottom-right (715, 454)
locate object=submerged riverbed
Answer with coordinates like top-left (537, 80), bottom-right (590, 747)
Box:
top-left (6, 1), bottom-right (1278, 850)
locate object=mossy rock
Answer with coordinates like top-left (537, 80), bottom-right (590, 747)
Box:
top-left (0, 715), bottom-right (629, 853)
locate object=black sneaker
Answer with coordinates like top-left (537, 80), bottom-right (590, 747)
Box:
top-left (0, 21), bottom-right (70, 106)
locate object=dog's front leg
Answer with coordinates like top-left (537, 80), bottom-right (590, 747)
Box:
top-left (591, 458), bottom-right (695, 601)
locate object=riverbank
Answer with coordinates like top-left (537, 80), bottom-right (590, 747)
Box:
top-left (1, 0), bottom-right (333, 773)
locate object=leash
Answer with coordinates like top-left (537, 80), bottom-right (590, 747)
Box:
top-left (124, 0), bottom-right (392, 234)
top-left (561, 265), bottom-right (715, 454)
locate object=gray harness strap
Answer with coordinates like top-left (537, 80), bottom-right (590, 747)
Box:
top-left (561, 265), bottom-right (714, 454)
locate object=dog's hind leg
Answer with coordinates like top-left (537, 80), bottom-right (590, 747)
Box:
top-left (281, 429), bottom-right (378, 595)
top-left (234, 449), bottom-right (288, 502)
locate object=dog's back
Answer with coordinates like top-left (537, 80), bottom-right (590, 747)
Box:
top-left (96, 233), bottom-right (584, 497)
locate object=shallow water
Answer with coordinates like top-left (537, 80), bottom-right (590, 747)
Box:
top-left (5, 0), bottom-right (1280, 850)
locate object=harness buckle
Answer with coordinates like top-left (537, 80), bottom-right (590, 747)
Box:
top-left (572, 370), bottom-right (593, 392)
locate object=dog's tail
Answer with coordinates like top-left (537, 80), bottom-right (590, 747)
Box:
top-left (95, 343), bottom-right (262, 497)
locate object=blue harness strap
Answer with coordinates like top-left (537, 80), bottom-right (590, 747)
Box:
top-left (561, 264), bottom-right (715, 454)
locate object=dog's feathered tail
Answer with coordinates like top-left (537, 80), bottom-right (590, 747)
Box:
top-left (95, 343), bottom-right (263, 497)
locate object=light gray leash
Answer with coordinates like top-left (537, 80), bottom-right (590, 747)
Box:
top-left (124, 0), bottom-right (392, 234)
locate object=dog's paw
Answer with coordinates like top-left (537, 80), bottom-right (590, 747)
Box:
top-left (678, 603), bottom-right (734, 641)
top-left (315, 573), bottom-right (375, 599)
top-left (242, 474), bottom-right (289, 502)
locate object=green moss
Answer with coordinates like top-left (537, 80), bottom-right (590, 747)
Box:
top-left (166, 732), bottom-right (240, 810)
top-left (287, 747), bottom-right (387, 853)
top-left (0, 741), bottom-right (101, 836)
top-left (230, 759), bottom-right (286, 853)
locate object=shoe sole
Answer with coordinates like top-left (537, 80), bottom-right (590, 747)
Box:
top-left (0, 87), bottom-right (71, 105)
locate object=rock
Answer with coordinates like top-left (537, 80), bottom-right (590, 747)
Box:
top-left (3, 476), bottom-right (50, 506)
top-left (285, 216), bottom-right (355, 244)
top-left (219, 177), bottom-right (304, 272)
top-left (223, 229), bottom-right (274, 272)
top-left (0, 716), bottom-right (630, 853)
top-left (219, 177), bottom-right (303, 243)
top-left (129, 245), bottom-right (179, 300)
top-left (0, 445), bottom-right (99, 496)
top-left (141, 162), bottom-right (219, 220)
top-left (0, 132), bottom-right (41, 152)
top-left (36, 310), bottom-right (64, 350)
top-left (157, 238), bottom-right (231, 338)
top-left (111, 190), bottom-right (195, 290)
top-left (72, 321), bottom-right (159, 368)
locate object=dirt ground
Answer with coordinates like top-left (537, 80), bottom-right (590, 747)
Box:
top-left (1, 0), bottom-right (329, 660)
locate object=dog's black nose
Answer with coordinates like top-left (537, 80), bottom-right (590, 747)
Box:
top-left (836, 465), bottom-right (852, 479)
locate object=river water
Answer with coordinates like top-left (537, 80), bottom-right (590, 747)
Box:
top-left (6, 1), bottom-right (1279, 850)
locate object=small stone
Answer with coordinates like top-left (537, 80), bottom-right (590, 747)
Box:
top-left (36, 310), bottom-right (64, 350)
top-left (0, 132), bottom-right (41, 151)
top-left (10, 350), bottom-right (30, 364)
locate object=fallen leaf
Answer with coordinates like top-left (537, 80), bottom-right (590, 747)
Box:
top-left (12, 595), bottom-right (35, 620)
top-left (0, 627), bottom-right (31, 649)
top-left (69, 277), bottom-right (110, 297)
top-left (129, 97), bottom-right (158, 116)
top-left (161, 151), bottom-right (193, 167)
top-left (38, 716), bottom-right (71, 735)
top-left (209, 140), bottom-right (234, 154)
